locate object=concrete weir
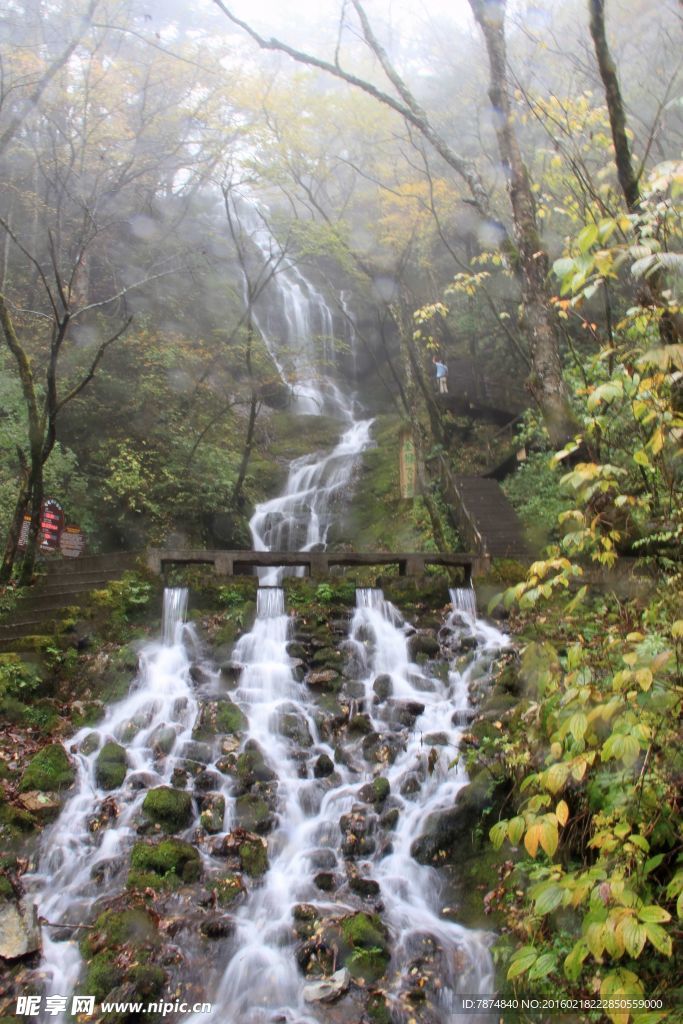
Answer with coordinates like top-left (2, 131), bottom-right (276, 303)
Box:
top-left (145, 548), bottom-right (489, 581)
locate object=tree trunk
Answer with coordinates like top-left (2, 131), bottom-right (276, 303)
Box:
top-left (0, 454), bottom-right (30, 584)
top-left (468, 0), bottom-right (578, 447)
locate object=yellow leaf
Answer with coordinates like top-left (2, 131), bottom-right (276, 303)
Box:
top-left (525, 824), bottom-right (542, 858)
top-left (540, 819), bottom-right (559, 857)
top-left (556, 800), bottom-right (569, 826)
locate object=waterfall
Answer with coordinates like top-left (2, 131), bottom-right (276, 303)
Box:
top-left (28, 589), bottom-right (198, 1015)
top-left (450, 584), bottom-right (477, 619)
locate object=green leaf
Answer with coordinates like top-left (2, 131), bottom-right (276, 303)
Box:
top-left (634, 449), bottom-right (651, 467)
top-left (489, 820), bottom-right (508, 850)
top-left (528, 951), bottom-right (556, 980)
top-left (621, 917), bottom-right (647, 958)
top-left (553, 257), bottom-right (575, 280)
top-left (535, 884), bottom-right (564, 915)
top-left (508, 816), bottom-right (525, 845)
top-left (638, 905), bottom-right (671, 924)
top-left (507, 946), bottom-right (537, 980)
top-left (568, 711), bottom-right (587, 741)
top-left (564, 939), bottom-right (589, 981)
top-left (578, 224), bottom-right (599, 252)
top-left (643, 922), bottom-right (673, 956)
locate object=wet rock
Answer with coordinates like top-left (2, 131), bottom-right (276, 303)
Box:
top-left (193, 698), bottom-right (246, 740)
top-left (451, 708), bottom-right (476, 727)
top-left (408, 631), bottom-right (440, 659)
top-left (314, 872), bottom-right (337, 892)
top-left (388, 701), bottom-right (425, 728)
top-left (361, 731), bottom-right (404, 765)
top-left (313, 753), bottom-right (335, 778)
top-left (16, 790), bottom-right (61, 820)
top-left (303, 967), bottom-right (350, 1004)
top-left (410, 780), bottom-right (491, 865)
top-left (200, 914), bottom-right (235, 939)
top-left (312, 646), bottom-right (342, 668)
top-left (95, 741), bottom-right (128, 790)
top-left (380, 807), bottom-right (400, 830)
top-left (194, 769), bottom-right (224, 791)
top-left (149, 725), bottom-right (177, 756)
top-left (308, 848), bottom-right (337, 870)
top-left (128, 839), bottom-right (201, 890)
top-left (400, 773), bottom-right (422, 797)
top-left (292, 903), bottom-right (320, 940)
top-left (358, 776), bottom-right (390, 805)
top-left (372, 674), bottom-right (393, 701)
top-left (219, 661), bottom-right (242, 686)
top-left (306, 669), bottom-right (340, 690)
top-left (171, 767), bottom-right (189, 788)
top-left (277, 708), bottom-right (314, 747)
top-left (20, 743), bottom-right (75, 792)
top-left (423, 732), bottom-right (450, 746)
top-left (80, 732), bottom-right (101, 755)
top-left (141, 787), bottom-right (193, 832)
top-left (189, 663), bottom-right (213, 687)
top-left (286, 642), bottom-right (307, 661)
top-left (206, 873), bottom-right (245, 907)
top-left (347, 712), bottom-right (373, 736)
top-left (199, 793), bottom-right (225, 834)
top-left (347, 873), bottom-right (380, 898)
top-left (221, 829), bottom-right (268, 877)
top-left (340, 807), bottom-right (376, 858)
top-left (179, 740), bottom-right (213, 764)
top-left (0, 898), bottom-right (41, 959)
top-left (340, 912), bottom-right (390, 982)
top-left (87, 795), bottom-right (120, 833)
top-left (344, 680), bottom-right (366, 700)
top-left (235, 793), bottom-right (275, 835)
top-left (232, 741), bottom-right (277, 793)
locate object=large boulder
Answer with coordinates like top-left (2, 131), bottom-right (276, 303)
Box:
top-left (0, 898), bottom-right (41, 959)
top-left (410, 778), bottom-right (492, 865)
top-left (141, 787), bottom-right (193, 832)
top-left (95, 742), bottom-right (128, 790)
top-left (20, 744), bottom-right (75, 792)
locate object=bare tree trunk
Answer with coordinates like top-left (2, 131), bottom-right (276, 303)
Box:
top-left (468, 0), bottom-right (577, 447)
top-left (0, 453), bottom-right (30, 584)
top-left (588, 0), bottom-right (682, 343)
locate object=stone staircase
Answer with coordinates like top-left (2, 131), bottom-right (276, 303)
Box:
top-left (0, 552), bottom-right (138, 652)
top-left (453, 476), bottom-right (529, 559)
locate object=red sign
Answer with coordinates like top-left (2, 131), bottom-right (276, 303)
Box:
top-left (39, 498), bottom-right (64, 552)
top-left (59, 525), bottom-right (85, 558)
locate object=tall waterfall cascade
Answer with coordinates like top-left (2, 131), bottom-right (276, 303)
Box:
top-left (27, 207), bottom-right (510, 1024)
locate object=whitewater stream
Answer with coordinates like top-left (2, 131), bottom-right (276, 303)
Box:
top-left (26, 208), bottom-right (509, 1023)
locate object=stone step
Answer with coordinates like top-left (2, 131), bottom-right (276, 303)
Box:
top-left (27, 572), bottom-right (122, 596)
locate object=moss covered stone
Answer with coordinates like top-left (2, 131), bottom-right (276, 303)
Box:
top-left (141, 786), bottom-right (193, 832)
top-left (80, 908), bottom-right (159, 958)
top-left (193, 699), bottom-right (246, 740)
top-left (340, 912), bottom-right (390, 982)
top-left (239, 837), bottom-right (268, 877)
top-left (207, 873), bottom-right (245, 906)
top-left (20, 744), bottom-right (74, 792)
top-left (235, 794), bottom-right (272, 834)
top-left (95, 742), bottom-right (127, 790)
top-left (128, 839), bottom-right (201, 890)
top-left (81, 951), bottom-right (122, 1001)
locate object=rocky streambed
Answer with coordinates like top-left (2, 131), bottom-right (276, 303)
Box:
top-left (2, 576), bottom-right (515, 1024)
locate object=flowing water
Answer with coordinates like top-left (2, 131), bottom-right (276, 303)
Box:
top-left (29, 590), bottom-right (196, 1010)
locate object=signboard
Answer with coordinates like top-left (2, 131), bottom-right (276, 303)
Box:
top-left (39, 498), bottom-right (65, 552)
top-left (60, 525), bottom-right (86, 558)
top-left (17, 515), bottom-right (31, 550)
top-left (399, 431), bottom-right (417, 499)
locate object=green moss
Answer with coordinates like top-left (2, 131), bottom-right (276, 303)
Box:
top-left (81, 951), bottom-right (123, 1001)
top-left (367, 994), bottom-right (391, 1024)
top-left (239, 837), bottom-right (268, 877)
top-left (341, 911), bottom-right (389, 951)
top-left (20, 744), bottom-right (74, 792)
top-left (235, 795), bottom-right (270, 832)
top-left (141, 787), bottom-right (193, 831)
top-left (95, 742), bottom-right (127, 790)
top-left (129, 963), bottom-right (166, 997)
top-left (207, 874), bottom-right (245, 906)
top-left (345, 947), bottom-right (389, 982)
top-left (128, 839), bottom-right (200, 889)
top-left (373, 777), bottom-right (390, 802)
top-left (216, 701), bottom-right (247, 734)
top-left (80, 909), bottom-right (158, 958)
top-left (0, 876), bottom-right (15, 901)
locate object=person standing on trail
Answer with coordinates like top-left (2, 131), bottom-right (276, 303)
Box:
top-left (433, 356), bottom-right (448, 394)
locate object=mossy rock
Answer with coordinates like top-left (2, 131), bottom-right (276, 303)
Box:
top-left (128, 839), bottom-right (201, 889)
top-left (129, 963), bottom-right (166, 998)
top-left (19, 744), bottom-right (74, 793)
top-left (199, 793), bottom-right (225, 834)
top-left (193, 699), bottom-right (246, 740)
top-left (235, 794), bottom-right (272, 834)
top-left (207, 873), bottom-right (245, 906)
top-left (234, 745), bottom-right (276, 788)
top-left (80, 732), bottom-right (101, 756)
top-left (81, 951), bottom-right (122, 1001)
top-left (95, 742), bottom-right (127, 791)
top-left (80, 908), bottom-right (159, 958)
top-left (340, 912), bottom-right (390, 982)
top-left (239, 836), bottom-right (268, 877)
top-left (141, 787), bottom-right (193, 832)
